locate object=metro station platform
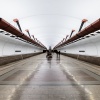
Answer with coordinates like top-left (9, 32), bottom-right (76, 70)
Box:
top-left (0, 53), bottom-right (100, 100)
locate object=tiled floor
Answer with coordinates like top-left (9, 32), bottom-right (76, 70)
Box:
top-left (0, 53), bottom-right (100, 100)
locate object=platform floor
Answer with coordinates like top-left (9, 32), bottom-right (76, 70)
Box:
top-left (0, 53), bottom-right (100, 100)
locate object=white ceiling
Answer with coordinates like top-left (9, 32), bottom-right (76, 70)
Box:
top-left (0, 0), bottom-right (100, 49)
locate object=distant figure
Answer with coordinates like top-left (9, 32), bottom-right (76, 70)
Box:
top-left (46, 50), bottom-right (52, 58)
top-left (58, 51), bottom-right (60, 57)
top-left (56, 50), bottom-right (58, 57)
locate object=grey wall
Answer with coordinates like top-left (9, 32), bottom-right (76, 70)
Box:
top-left (0, 31), bottom-right (44, 65)
top-left (57, 31), bottom-right (100, 65)
top-left (0, 52), bottom-right (42, 66)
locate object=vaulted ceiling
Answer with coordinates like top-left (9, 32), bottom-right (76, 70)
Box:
top-left (0, 0), bottom-right (100, 49)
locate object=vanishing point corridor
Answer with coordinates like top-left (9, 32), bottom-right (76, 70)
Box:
top-left (1, 0), bottom-right (100, 100)
top-left (0, 53), bottom-right (100, 100)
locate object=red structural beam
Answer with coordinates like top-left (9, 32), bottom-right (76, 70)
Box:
top-left (54, 18), bottom-right (100, 49)
top-left (0, 18), bottom-right (46, 49)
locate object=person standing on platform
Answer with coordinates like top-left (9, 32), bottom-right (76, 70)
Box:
top-left (56, 50), bottom-right (58, 58)
top-left (58, 51), bottom-right (60, 58)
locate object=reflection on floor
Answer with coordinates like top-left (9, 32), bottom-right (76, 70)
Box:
top-left (0, 53), bottom-right (100, 100)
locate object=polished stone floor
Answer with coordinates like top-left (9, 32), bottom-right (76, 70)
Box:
top-left (0, 53), bottom-right (100, 100)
